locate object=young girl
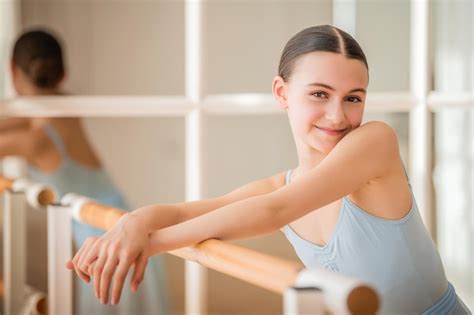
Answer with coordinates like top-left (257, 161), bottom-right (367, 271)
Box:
top-left (68, 25), bottom-right (471, 314)
top-left (4, 29), bottom-right (169, 315)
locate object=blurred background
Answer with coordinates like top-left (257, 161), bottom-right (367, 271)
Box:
top-left (0, 0), bottom-right (472, 314)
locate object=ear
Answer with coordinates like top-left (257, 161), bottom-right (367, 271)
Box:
top-left (272, 75), bottom-right (288, 110)
top-left (11, 62), bottom-right (18, 79)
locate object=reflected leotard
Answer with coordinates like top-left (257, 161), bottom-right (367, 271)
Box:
top-left (28, 124), bottom-right (169, 315)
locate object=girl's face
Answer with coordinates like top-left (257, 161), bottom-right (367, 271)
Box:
top-left (273, 51), bottom-right (369, 155)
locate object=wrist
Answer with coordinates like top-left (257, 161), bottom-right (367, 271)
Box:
top-left (124, 212), bottom-right (154, 234)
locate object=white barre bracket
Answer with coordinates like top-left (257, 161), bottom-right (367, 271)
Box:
top-left (283, 287), bottom-right (325, 315)
top-left (3, 191), bottom-right (27, 315)
top-left (46, 203), bottom-right (73, 315)
top-left (60, 193), bottom-right (92, 223)
top-left (11, 178), bottom-right (57, 210)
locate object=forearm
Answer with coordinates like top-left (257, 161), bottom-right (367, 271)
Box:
top-left (148, 194), bottom-right (280, 254)
top-left (130, 198), bottom-right (227, 233)
top-left (130, 204), bottom-right (184, 233)
top-left (130, 175), bottom-right (282, 235)
top-left (0, 118), bottom-right (30, 133)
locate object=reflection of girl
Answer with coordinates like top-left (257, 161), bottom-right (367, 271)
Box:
top-left (6, 30), bottom-right (169, 314)
top-left (70, 25), bottom-right (471, 314)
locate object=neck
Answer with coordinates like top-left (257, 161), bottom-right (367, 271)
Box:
top-left (293, 139), bottom-right (327, 178)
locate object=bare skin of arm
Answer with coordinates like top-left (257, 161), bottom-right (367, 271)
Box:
top-left (128, 171), bottom-right (286, 233)
top-left (0, 128), bottom-right (42, 162)
top-left (0, 117), bottom-right (31, 132)
top-left (66, 172), bottom-right (285, 283)
top-left (71, 121), bottom-right (401, 305)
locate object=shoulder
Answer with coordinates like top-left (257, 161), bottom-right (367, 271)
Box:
top-left (338, 120), bottom-right (400, 163)
top-left (349, 120), bottom-right (399, 145)
top-left (0, 126), bottom-right (49, 160)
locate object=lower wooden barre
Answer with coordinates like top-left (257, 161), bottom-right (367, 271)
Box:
top-left (171, 240), bottom-right (303, 294)
top-left (80, 202), bottom-right (126, 230)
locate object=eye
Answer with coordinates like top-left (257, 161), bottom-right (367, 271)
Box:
top-left (346, 96), bottom-right (362, 103)
top-left (312, 91), bottom-right (328, 99)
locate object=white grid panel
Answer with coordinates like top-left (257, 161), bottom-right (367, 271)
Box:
top-left (0, 0), bottom-right (472, 314)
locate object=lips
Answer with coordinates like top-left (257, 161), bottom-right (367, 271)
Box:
top-left (315, 126), bottom-right (347, 135)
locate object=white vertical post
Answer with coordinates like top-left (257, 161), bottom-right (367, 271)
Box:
top-left (283, 287), bottom-right (326, 315)
top-left (47, 203), bottom-right (73, 315)
top-left (185, 0), bottom-right (208, 314)
top-left (0, 0), bottom-right (21, 98)
top-left (3, 191), bottom-right (27, 315)
top-left (409, 0), bottom-right (434, 237)
top-left (1, 157), bottom-right (28, 178)
top-left (332, 0), bottom-right (357, 36)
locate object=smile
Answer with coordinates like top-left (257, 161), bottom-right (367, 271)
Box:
top-left (315, 126), bottom-right (347, 136)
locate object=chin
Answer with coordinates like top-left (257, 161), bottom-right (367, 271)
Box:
top-left (311, 142), bottom-right (334, 155)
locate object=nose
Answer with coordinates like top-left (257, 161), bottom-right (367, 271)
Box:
top-left (324, 99), bottom-right (346, 123)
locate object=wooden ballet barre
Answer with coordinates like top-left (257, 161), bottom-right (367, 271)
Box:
top-left (61, 193), bottom-right (380, 315)
top-left (0, 176), bottom-right (56, 207)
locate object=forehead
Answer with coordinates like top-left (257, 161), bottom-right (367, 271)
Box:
top-left (290, 51), bottom-right (368, 89)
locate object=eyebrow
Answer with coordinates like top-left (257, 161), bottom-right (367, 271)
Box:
top-left (306, 82), bottom-right (367, 94)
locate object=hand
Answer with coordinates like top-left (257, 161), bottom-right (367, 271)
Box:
top-left (65, 213), bottom-right (152, 305)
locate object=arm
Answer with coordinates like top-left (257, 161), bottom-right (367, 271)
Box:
top-left (0, 118), bottom-right (31, 133)
top-left (128, 171), bottom-right (286, 232)
top-left (67, 171), bottom-right (285, 302)
top-left (0, 129), bottom-right (41, 160)
top-left (149, 121), bottom-right (400, 254)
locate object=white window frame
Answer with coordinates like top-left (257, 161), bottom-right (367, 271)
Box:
top-left (0, 0), bottom-right (473, 313)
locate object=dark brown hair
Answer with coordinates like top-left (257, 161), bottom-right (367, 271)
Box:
top-left (278, 25), bottom-right (368, 81)
top-left (12, 29), bottom-right (65, 89)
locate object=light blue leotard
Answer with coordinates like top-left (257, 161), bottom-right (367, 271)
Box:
top-left (282, 169), bottom-right (471, 315)
top-left (28, 124), bottom-right (170, 315)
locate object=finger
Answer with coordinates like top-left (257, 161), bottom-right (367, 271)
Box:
top-left (77, 239), bottom-right (100, 275)
top-left (71, 241), bottom-right (89, 272)
top-left (65, 260), bottom-right (74, 270)
top-left (88, 261), bottom-right (96, 276)
top-left (73, 249), bottom-right (91, 283)
top-left (93, 248), bottom-right (108, 300)
top-left (131, 253), bottom-right (148, 293)
top-left (110, 258), bottom-right (133, 305)
top-left (71, 238), bottom-right (96, 282)
top-left (99, 252), bottom-right (119, 304)
top-left (66, 260), bottom-right (90, 281)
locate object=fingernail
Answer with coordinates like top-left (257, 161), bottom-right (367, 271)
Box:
top-left (111, 297), bottom-right (117, 305)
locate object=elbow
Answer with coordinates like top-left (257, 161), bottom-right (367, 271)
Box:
top-left (265, 192), bottom-right (289, 231)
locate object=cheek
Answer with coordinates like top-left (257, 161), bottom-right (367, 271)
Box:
top-left (290, 106), bottom-right (324, 131)
top-left (345, 106), bottom-right (364, 128)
